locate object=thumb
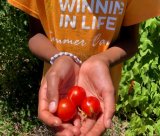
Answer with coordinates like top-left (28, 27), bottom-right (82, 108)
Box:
top-left (102, 89), bottom-right (116, 128)
top-left (46, 74), bottom-right (60, 113)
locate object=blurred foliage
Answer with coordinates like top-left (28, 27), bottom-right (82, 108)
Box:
top-left (0, 0), bottom-right (43, 134)
top-left (118, 17), bottom-right (160, 136)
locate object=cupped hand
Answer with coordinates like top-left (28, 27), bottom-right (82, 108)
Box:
top-left (38, 56), bottom-right (81, 136)
top-left (78, 55), bottom-right (116, 136)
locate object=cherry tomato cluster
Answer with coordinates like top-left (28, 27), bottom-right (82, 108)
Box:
top-left (56, 86), bottom-right (101, 122)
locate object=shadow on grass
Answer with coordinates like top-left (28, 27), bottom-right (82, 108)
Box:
top-left (0, 0), bottom-right (43, 129)
top-left (0, 56), bottom-right (44, 130)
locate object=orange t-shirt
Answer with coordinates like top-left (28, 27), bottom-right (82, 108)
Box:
top-left (8, 0), bottom-right (160, 91)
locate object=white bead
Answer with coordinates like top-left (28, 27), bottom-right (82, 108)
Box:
top-left (50, 52), bottom-right (82, 65)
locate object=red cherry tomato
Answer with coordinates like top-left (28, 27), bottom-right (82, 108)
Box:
top-left (81, 96), bottom-right (101, 118)
top-left (57, 98), bottom-right (77, 122)
top-left (67, 86), bottom-right (86, 106)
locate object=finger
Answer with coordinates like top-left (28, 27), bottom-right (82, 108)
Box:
top-left (54, 124), bottom-right (80, 136)
top-left (59, 123), bottom-right (81, 136)
top-left (73, 115), bottom-right (81, 128)
top-left (38, 110), bottom-right (62, 127)
top-left (69, 126), bottom-right (81, 136)
top-left (80, 118), bottom-right (96, 135)
top-left (38, 80), bottom-right (62, 127)
top-left (72, 116), bottom-right (81, 136)
top-left (58, 116), bottom-right (81, 136)
top-left (46, 71), bottom-right (60, 113)
top-left (86, 114), bottom-right (106, 136)
top-left (56, 129), bottom-right (74, 136)
top-left (102, 88), bottom-right (116, 128)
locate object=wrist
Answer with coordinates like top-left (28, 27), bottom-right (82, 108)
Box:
top-left (28, 33), bottom-right (59, 62)
top-left (89, 53), bottom-right (111, 67)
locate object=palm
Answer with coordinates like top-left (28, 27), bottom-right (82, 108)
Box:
top-left (57, 63), bottom-right (80, 99)
top-left (39, 57), bottom-right (81, 135)
top-left (78, 58), bottom-right (115, 135)
top-left (45, 56), bottom-right (80, 99)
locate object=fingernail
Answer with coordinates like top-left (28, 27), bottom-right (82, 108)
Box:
top-left (49, 101), bottom-right (56, 113)
top-left (54, 120), bottom-right (61, 126)
top-left (105, 119), bottom-right (112, 128)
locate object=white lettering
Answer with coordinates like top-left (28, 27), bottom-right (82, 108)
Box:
top-left (82, 16), bottom-right (90, 30)
top-left (97, 16), bottom-right (106, 29)
top-left (95, 0), bottom-right (108, 14)
top-left (64, 15), bottom-right (76, 28)
top-left (113, 1), bottom-right (124, 15)
top-left (108, 1), bottom-right (114, 14)
top-left (76, 0), bottom-right (81, 12)
top-left (58, 0), bottom-right (125, 30)
top-left (82, 0), bottom-right (94, 13)
top-left (92, 16), bottom-right (97, 29)
top-left (59, 14), bottom-right (64, 27)
top-left (92, 33), bottom-right (110, 47)
top-left (106, 17), bottom-right (116, 30)
top-left (59, 0), bottom-right (125, 14)
top-left (59, 0), bottom-right (76, 12)
top-left (51, 37), bottom-right (86, 46)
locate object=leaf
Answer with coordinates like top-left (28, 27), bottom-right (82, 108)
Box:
top-left (142, 111), bottom-right (148, 117)
top-left (132, 62), bottom-right (140, 75)
top-left (151, 82), bottom-right (158, 93)
top-left (147, 126), bottom-right (154, 136)
top-left (153, 108), bottom-right (160, 116)
top-left (141, 39), bottom-right (153, 51)
top-left (133, 82), bottom-right (141, 94)
top-left (116, 103), bottom-right (122, 111)
top-left (152, 93), bottom-right (160, 106)
top-left (154, 120), bottom-right (160, 135)
top-left (141, 75), bottom-right (149, 85)
top-left (130, 98), bottom-right (139, 107)
top-left (151, 57), bottom-right (158, 69)
top-left (145, 19), bottom-right (155, 28)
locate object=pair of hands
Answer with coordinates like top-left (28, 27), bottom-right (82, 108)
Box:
top-left (38, 54), bottom-right (116, 136)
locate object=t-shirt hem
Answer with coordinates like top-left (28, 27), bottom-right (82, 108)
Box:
top-left (7, 0), bottom-right (39, 19)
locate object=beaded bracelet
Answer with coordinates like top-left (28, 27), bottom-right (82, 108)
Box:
top-left (50, 52), bottom-right (82, 65)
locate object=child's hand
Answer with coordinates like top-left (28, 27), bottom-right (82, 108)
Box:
top-left (78, 55), bottom-right (116, 136)
top-left (38, 56), bottom-right (81, 135)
